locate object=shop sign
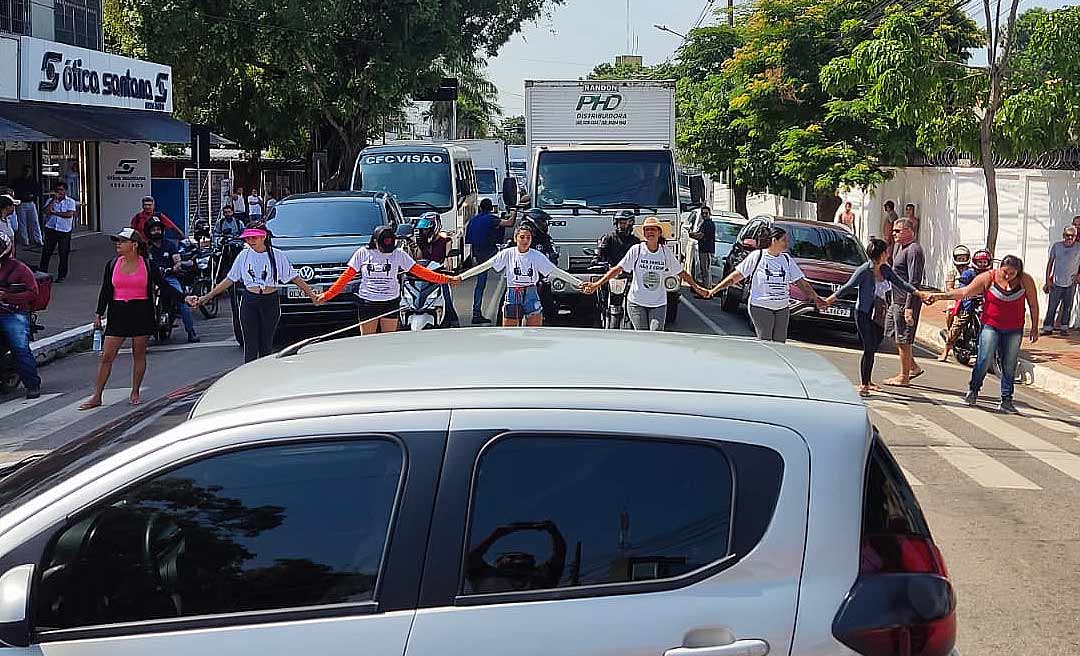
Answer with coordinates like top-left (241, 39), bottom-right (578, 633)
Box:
top-left (0, 37), bottom-right (17, 102)
top-left (19, 36), bottom-right (173, 113)
top-left (98, 142), bottom-right (152, 234)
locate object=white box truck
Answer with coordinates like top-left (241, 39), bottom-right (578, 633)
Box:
top-left (450, 138), bottom-right (509, 211)
top-left (508, 144), bottom-right (529, 184)
top-left (524, 79), bottom-right (689, 322)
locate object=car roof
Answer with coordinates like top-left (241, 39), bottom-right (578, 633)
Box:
top-left (752, 215), bottom-right (852, 233)
top-left (277, 191), bottom-right (385, 204)
top-left (193, 329), bottom-right (860, 417)
top-left (361, 143), bottom-right (467, 155)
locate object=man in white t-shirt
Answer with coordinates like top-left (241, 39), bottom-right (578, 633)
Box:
top-left (231, 186), bottom-right (248, 221)
top-left (39, 182), bottom-right (78, 282)
top-left (247, 188), bottom-right (264, 218)
top-left (583, 217), bottom-right (707, 331)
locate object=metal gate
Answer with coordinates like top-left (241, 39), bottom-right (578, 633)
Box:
top-left (183, 168), bottom-right (231, 227)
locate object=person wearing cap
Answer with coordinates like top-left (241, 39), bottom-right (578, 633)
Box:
top-left (145, 216), bottom-right (199, 344)
top-left (707, 225), bottom-right (827, 342)
top-left (413, 212), bottom-right (460, 327)
top-left (130, 196), bottom-right (182, 241)
top-left (189, 221), bottom-right (319, 362)
top-left (464, 198), bottom-right (515, 323)
top-left (0, 232), bottom-right (41, 399)
top-left (81, 228), bottom-right (183, 410)
top-left (0, 194), bottom-right (19, 249)
top-left (317, 225), bottom-right (461, 335)
top-left (583, 217), bottom-right (707, 331)
top-left (461, 223), bottom-right (583, 327)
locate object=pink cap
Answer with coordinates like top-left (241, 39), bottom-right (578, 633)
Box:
top-left (240, 227), bottom-right (267, 239)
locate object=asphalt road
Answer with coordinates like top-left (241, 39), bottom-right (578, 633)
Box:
top-left (2, 280), bottom-right (1078, 655)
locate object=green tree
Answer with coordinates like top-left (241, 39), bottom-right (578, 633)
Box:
top-left (105, 0), bottom-right (561, 187)
top-left (495, 115), bottom-right (526, 145)
top-left (821, 2), bottom-right (1080, 252)
top-left (587, 61), bottom-right (670, 80)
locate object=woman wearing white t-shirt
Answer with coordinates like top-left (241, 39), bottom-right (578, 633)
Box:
top-left (319, 225), bottom-right (459, 334)
top-left (709, 225), bottom-right (826, 342)
top-left (583, 217), bottom-right (707, 330)
top-left (460, 224), bottom-right (582, 327)
top-left (188, 221), bottom-right (319, 362)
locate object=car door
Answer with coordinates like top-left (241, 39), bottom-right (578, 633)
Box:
top-left (406, 408), bottom-right (809, 656)
top-left (1, 409), bottom-right (449, 655)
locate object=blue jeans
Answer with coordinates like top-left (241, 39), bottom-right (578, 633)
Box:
top-left (1043, 284), bottom-right (1076, 328)
top-left (970, 325), bottom-right (1023, 399)
top-left (472, 271), bottom-right (489, 316)
top-left (164, 275), bottom-right (195, 333)
top-left (0, 311), bottom-right (41, 389)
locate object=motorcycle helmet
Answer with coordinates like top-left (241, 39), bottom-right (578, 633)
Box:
top-left (952, 245), bottom-right (971, 268)
top-left (371, 225), bottom-right (398, 254)
top-left (612, 209), bottom-right (635, 235)
top-left (415, 212), bottom-right (438, 242)
top-left (192, 220), bottom-right (212, 242)
top-left (520, 208), bottom-right (551, 235)
top-left (145, 216), bottom-right (165, 240)
top-left (972, 249), bottom-right (993, 271)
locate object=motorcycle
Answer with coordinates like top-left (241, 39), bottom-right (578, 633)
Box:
top-left (182, 237), bottom-right (218, 319)
top-left (152, 266), bottom-right (178, 343)
top-left (952, 296), bottom-right (984, 366)
top-left (215, 236), bottom-right (246, 345)
top-left (583, 247), bottom-right (630, 330)
top-left (0, 274), bottom-right (50, 392)
top-left (400, 259), bottom-right (450, 331)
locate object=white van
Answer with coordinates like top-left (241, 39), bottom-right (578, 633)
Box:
top-left (451, 139), bottom-right (508, 211)
top-left (352, 143), bottom-right (477, 268)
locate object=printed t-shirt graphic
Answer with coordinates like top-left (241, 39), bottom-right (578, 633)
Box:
top-left (493, 248), bottom-right (556, 287)
top-left (348, 247), bottom-right (417, 301)
top-left (617, 243), bottom-right (681, 308)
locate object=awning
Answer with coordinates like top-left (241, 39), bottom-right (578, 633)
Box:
top-left (0, 102), bottom-right (231, 145)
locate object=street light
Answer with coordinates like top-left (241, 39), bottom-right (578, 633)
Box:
top-left (653, 24), bottom-right (687, 39)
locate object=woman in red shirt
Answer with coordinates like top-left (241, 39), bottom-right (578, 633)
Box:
top-left (931, 255), bottom-right (1040, 414)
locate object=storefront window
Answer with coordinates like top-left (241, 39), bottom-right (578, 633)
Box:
top-left (43, 141), bottom-right (92, 231)
top-left (54, 0), bottom-right (101, 50)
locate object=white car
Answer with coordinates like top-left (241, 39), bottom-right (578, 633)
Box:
top-left (682, 210), bottom-right (747, 280)
top-left (0, 330), bottom-right (956, 656)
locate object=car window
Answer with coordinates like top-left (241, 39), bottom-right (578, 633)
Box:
top-left (715, 221), bottom-right (743, 244)
top-left (35, 439), bottom-right (403, 630)
top-left (785, 224), bottom-right (867, 266)
top-left (462, 435), bottom-right (732, 595)
top-left (476, 170), bottom-right (498, 194)
top-left (268, 200), bottom-right (386, 238)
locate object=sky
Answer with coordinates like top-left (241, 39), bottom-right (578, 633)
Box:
top-left (486, 0), bottom-right (1071, 116)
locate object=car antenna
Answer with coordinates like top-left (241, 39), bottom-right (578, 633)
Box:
top-left (277, 321), bottom-right (364, 358)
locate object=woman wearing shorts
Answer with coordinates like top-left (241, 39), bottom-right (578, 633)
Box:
top-left (708, 225), bottom-right (826, 342)
top-left (583, 217), bottom-right (707, 330)
top-left (319, 225), bottom-right (460, 334)
top-left (189, 221), bottom-right (319, 362)
top-left (460, 224), bottom-right (581, 326)
top-left (82, 228), bottom-right (182, 409)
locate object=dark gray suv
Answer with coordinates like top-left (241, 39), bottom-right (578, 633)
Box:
top-left (267, 192), bottom-right (403, 328)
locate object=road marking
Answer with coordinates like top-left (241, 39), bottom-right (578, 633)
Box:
top-left (679, 296), bottom-right (726, 335)
top-left (872, 407), bottom-right (1040, 489)
top-left (118, 339), bottom-right (237, 354)
top-left (1, 388), bottom-right (133, 448)
top-left (1028, 416), bottom-right (1080, 442)
top-left (937, 403), bottom-right (1080, 484)
top-left (0, 393), bottom-right (63, 421)
top-left (917, 389), bottom-right (1062, 422)
top-left (899, 466), bottom-right (923, 486)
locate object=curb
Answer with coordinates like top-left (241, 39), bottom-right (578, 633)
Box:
top-left (30, 323), bottom-right (94, 367)
top-left (915, 321), bottom-right (1080, 406)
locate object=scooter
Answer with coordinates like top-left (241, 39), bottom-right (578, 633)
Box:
top-left (400, 260), bottom-right (449, 331)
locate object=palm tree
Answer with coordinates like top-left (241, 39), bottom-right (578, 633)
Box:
top-left (422, 53), bottom-right (502, 139)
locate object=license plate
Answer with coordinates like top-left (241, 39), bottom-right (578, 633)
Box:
top-left (287, 286), bottom-right (315, 299)
top-left (822, 306), bottom-right (851, 318)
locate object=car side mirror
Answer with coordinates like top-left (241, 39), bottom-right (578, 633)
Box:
top-left (0, 564), bottom-right (33, 647)
top-left (395, 224), bottom-right (415, 239)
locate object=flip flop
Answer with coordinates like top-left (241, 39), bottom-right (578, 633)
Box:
top-left (909, 369), bottom-right (926, 380)
top-left (858, 388), bottom-right (871, 398)
top-left (884, 377), bottom-right (911, 387)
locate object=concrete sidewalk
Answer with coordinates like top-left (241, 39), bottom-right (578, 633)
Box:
top-left (916, 305), bottom-right (1080, 404)
top-left (17, 232), bottom-right (117, 363)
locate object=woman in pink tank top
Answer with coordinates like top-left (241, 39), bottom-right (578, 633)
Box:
top-left (932, 255), bottom-right (1039, 413)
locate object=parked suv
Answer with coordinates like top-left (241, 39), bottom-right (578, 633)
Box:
top-left (720, 216), bottom-right (867, 330)
top-left (266, 192), bottom-right (403, 329)
top-left (0, 330), bottom-right (956, 656)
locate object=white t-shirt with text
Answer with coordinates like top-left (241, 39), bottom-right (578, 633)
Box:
top-left (247, 194), bottom-right (263, 217)
top-left (736, 250), bottom-right (805, 310)
top-left (227, 247), bottom-right (297, 290)
top-left (617, 243), bottom-right (682, 308)
top-left (348, 247), bottom-right (417, 301)
top-left (492, 247), bottom-right (557, 288)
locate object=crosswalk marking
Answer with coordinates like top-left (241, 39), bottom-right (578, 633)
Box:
top-left (2, 388), bottom-right (133, 448)
top-left (0, 393), bottom-right (62, 421)
top-left (939, 404), bottom-right (1080, 485)
top-left (1028, 416), bottom-right (1080, 442)
top-left (871, 407), bottom-right (1041, 490)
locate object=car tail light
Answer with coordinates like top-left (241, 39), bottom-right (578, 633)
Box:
top-left (833, 437), bottom-right (957, 656)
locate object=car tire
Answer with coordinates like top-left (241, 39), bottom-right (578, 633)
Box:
top-left (721, 284), bottom-right (741, 312)
top-left (666, 292), bottom-right (680, 325)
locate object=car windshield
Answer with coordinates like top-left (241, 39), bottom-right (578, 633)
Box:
top-left (268, 199), bottom-right (385, 238)
top-left (536, 150), bottom-right (675, 209)
top-left (353, 152), bottom-right (452, 212)
top-left (785, 224), bottom-right (867, 266)
top-left (476, 169), bottom-right (498, 194)
top-left (716, 220), bottom-right (743, 244)
top-left (0, 383), bottom-right (210, 518)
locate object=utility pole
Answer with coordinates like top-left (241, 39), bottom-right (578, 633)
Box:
top-left (727, 0), bottom-right (734, 26)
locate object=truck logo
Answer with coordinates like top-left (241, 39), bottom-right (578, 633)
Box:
top-left (576, 94), bottom-right (623, 111)
top-left (549, 220), bottom-right (567, 227)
